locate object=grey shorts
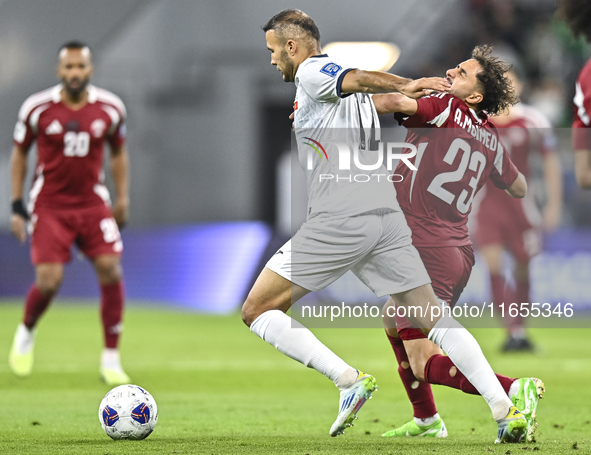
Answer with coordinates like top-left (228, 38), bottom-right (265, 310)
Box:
top-left (266, 209), bottom-right (431, 297)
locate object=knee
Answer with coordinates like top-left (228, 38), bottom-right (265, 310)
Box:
top-left (385, 326), bottom-right (400, 339)
top-left (95, 257), bottom-right (122, 284)
top-left (241, 284), bottom-right (290, 328)
top-left (481, 246), bottom-right (503, 275)
top-left (409, 356), bottom-right (427, 382)
top-left (241, 296), bottom-right (260, 328)
top-left (487, 263), bottom-right (502, 276)
top-left (36, 271), bottom-right (62, 296)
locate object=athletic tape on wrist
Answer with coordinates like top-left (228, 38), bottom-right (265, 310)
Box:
top-left (11, 200), bottom-right (29, 220)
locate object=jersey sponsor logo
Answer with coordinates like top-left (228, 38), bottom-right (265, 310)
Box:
top-left (319, 62), bottom-right (342, 78)
top-left (45, 119), bottom-right (63, 135)
top-left (303, 137), bottom-right (329, 161)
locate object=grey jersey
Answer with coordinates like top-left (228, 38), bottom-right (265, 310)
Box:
top-left (293, 55), bottom-right (400, 222)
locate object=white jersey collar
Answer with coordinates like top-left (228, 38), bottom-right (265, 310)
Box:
top-left (51, 84), bottom-right (62, 103)
top-left (469, 107), bottom-right (483, 124)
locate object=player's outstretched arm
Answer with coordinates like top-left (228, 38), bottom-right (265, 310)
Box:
top-left (110, 144), bottom-right (130, 228)
top-left (372, 93), bottom-right (418, 116)
top-left (340, 70), bottom-right (449, 98)
top-left (505, 172), bottom-right (527, 199)
top-left (574, 149), bottom-right (591, 189)
top-left (400, 77), bottom-right (451, 99)
top-left (10, 145), bottom-right (28, 243)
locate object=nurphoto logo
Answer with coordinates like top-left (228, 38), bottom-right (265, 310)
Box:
top-left (303, 137), bottom-right (423, 183)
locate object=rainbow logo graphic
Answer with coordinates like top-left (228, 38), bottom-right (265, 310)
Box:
top-left (303, 137), bottom-right (329, 161)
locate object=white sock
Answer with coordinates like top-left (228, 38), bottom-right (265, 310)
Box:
top-left (414, 413), bottom-right (440, 426)
top-left (428, 315), bottom-right (512, 421)
top-left (250, 310), bottom-right (352, 387)
top-left (14, 323), bottom-right (35, 354)
top-left (101, 348), bottom-right (123, 371)
top-left (508, 379), bottom-right (520, 399)
top-left (510, 328), bottom-right (526, 339)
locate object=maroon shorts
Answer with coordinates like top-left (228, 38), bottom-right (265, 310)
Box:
top-left (30, 205), bottom-right (123, 265)
top-left (475, 204), bottom-right (541, 263)
top-left (395, 244), bottom-right (475, 333)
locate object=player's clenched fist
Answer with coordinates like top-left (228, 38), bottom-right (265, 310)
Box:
top-left (10, 214), bottom-right (27, 243)
top-left (112, 199), bottom-right (129, 229)
top-left (401, 77), bottom-right (450, 99)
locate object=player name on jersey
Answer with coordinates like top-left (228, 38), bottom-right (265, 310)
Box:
top-left (453, 106), bottom-right (501, 153)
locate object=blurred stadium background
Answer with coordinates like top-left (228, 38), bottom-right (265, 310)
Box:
top-left (0, 0), bottom-right (590, 313)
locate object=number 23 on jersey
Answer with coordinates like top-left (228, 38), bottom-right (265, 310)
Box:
top-left (426, 138), bottom-right (486, 214)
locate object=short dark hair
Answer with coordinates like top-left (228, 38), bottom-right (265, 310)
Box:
top-left (471, 45), bottom-right (519, 116)
top-left (262, 9), bottom-right (320, 46)
top-left (58, 41), bottom-right (90, 54)
top-left (558, 0), bottom-right (591, 43)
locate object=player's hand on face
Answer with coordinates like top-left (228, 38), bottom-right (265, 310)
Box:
top-left (112, 199), bottom-right (129, 229)
top-left (10, 214), bottom-right (27, 243)
top-left (401, 77), bottom-right (451, 99)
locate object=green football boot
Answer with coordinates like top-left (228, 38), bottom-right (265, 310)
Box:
top-left (382, 417), bottom-right (448, 438)
top-left (510, 377), bottom-right (545, 442)
top-left (9, 323), bottom-right (35, 377)
top-left (329, 370), bottom-right (378, 437)
top-left (100, 367), bottom-right (131, 386)
top-left (495, 406), bottom-right (528, 443)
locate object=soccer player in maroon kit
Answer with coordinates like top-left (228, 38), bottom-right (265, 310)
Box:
top-left (9, 41), bottom-right (131, 386)
top-left (559, 0), bottom-right (591, 189)
top-left (372, 45), bottom-right (544, 442)
top-left (475, 70), bottom-right (562, 352)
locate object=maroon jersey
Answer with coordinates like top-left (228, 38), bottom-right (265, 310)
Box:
top-left (394, 93), bottom-right (519, 247)
top-left (478, 104), bottom-right (555, 226)
top-left (13, 84), bottom-right (127, 211)
top-left (573, 56), bottom-right (591, 150)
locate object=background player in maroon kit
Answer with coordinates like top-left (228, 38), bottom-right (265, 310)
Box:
top-left (372, 46), bottom-right (543, 441)
top-left (9, 41), bottom-right (131, 386)
top-left (559, 0), bottom-right (591, 189)
top-left (475, 70), bottom-right (563, 352)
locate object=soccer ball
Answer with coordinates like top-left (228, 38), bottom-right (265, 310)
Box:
top-left (98, 384), bottom-right (158, 440)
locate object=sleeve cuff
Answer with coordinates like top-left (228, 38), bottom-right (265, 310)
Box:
top-left (336, 68), bottom-right (356, 99)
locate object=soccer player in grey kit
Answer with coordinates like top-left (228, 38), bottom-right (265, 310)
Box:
top-left (241, 9), bottom-right (529, 443)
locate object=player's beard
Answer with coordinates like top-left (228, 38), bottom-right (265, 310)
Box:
top-left (63, 76), bottom-right (90, 98)
top-left (280, 50), bottom-right (295, 83)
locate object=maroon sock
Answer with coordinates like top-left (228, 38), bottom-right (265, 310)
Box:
top-left (490, 273), bottom-right (505, 312)
top-left (386, 333), bottom-right (437, 419)
top-left (23, 284), bottom-right (54, 329)
top-left (506, 277), bottom-right (530, 333)
top-left (424, 354), bottom-right (515, 395)
top-left (101, 281), bottom-right (125, 349)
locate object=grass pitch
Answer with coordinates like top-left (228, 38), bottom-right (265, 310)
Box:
top-left (0, 301), bottom-right (589, 454)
